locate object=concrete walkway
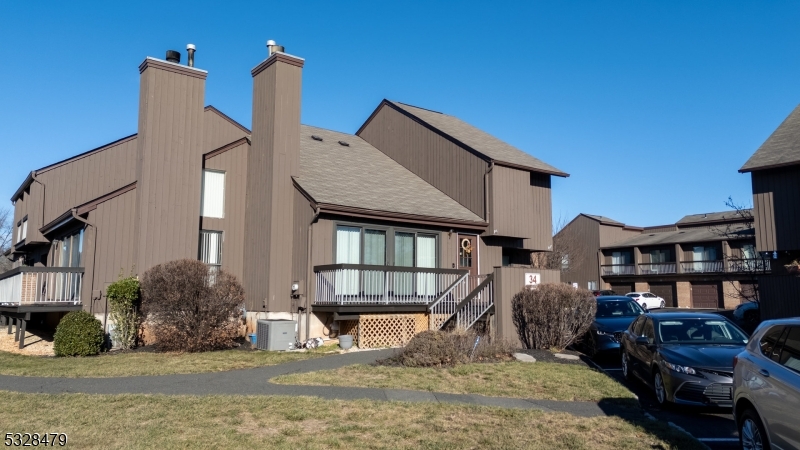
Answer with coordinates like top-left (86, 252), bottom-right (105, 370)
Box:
top-left (0, 349), bottom-right (631, 418)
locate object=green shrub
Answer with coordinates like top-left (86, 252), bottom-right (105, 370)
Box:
top-left (54, 311), bottom-right (104, 357)
top-left (106, 275), bottom-right (140, 350)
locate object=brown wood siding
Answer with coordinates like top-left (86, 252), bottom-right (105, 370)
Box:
top-left (644, 225), bottom-right (678, 233)
top-left (599, 224), bottom-right (642, 247)
top-left (84, 188), bottom-right (137, 315)
top-left (309, 218), bottom-right (334, 304)
top-left (488, 166), bottom-right (552, 249)
top-left (479, 237), bottom-right (502, 275)
top-left (33, 138), bottom-right (138, 246)
top-left (357, 104), bottom-right (487, 218)
top-left (752, 167), bottom-right (800, 252)
top-left (494, 267), bottom-right (561, 346)
top-left (203, 109), bottom-right (249, 153)
top-left (243, 57), bottom-right (302, 312)
top-left (12, 190), bottom-right (30, 244)
top-left (292, 188), bottom-right (314, 294)
top-left (201, 142), bottom-right (248, 281)
top-left (556, 215), bottom-right (600, 289)
top-left (441, 231), bottom-right (458, 271)
top-left (759, 275), bottom-right (800, 319)
top-left (135, 61), bottom-right (206, 275)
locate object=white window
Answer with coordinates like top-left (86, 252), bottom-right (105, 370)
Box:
top-left (588, 281), bottom-right (598, 290)
top-left (16, 222), bottom-right (21, 243)
top-left (561, 254), bottom-right (570, 270)
top-left (199, 230), bottom-right (222, 272)
top-left (201, 170), bottom-right (225, 218)
top-left (21, 219), bottom-right (27, 240)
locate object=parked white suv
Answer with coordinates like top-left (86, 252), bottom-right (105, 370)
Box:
top-left (625, 292), bottom-right (665, 309)
top-left (733, 318), bottom-right (800, 450)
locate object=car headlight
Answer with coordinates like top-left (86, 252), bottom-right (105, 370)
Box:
top-left (663, 361), bottom-right (697, 375)
top-left (595, 330), bottom-right (610, 336)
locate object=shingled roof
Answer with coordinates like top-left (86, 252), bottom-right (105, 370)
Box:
top-left (582, 214), bottom-right (626, 226)
top-left (602, 225), bottom-right (754, 249)
top-left (677, 210), bottom-right (752, 225)
top-left (296, 125), bottom-right (485, 225)
top-left (386, 101), bottom-right (568, 177)
top-left (741, 103), bottom-right (800, 172)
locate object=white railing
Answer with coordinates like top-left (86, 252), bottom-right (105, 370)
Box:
top-left (681, 260), bottom-right (724, 273)
top-left (454, 275), bottom-right (494, 331)
top-left (638, 263), bottom-right (677, 274)
top-left (0, 267), bottom-right (84, 306)
top-left (314, 264), bottom-right (469, 305)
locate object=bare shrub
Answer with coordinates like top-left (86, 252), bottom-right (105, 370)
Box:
top-left (140, 259), bottom-right (244, 352)
top-left (380, 330), bottom-right (514, 367)
top-left (512, 283), bottom-right (596, 350)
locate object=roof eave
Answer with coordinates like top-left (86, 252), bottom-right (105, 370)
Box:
top-left (739, 159), bottom-right (800, 173)
top-left (492, 160), bottom-right (569, 177)
top-left (11, 171), bottom-right (35, 202)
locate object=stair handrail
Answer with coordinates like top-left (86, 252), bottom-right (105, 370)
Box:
top-left (426, 271), bottom-right (469, 311)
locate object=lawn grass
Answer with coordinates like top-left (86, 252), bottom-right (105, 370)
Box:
top-left (0, 391), bottom-right (704, 449)
top-left (0, 349), bottom-right (322, 378)
top-left (272, 361), bottom-right (636, 402)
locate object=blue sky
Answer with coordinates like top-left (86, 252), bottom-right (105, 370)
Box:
top-left (2, 1), bottom-right (799, 228)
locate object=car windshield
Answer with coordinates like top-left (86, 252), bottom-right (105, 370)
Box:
top-left (596, 300), bottom-right (644, 318)
top-left (626, 293), bottom-right (640, 298)
top-left (658, 319), bottom-right (748, 345)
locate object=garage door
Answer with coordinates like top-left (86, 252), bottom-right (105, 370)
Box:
top-left (610, 283), bottom-right (634, 295)
top-left (691, 282), bottom-right (721, 309)
top-left (649, 283), bottom-right (676, 307)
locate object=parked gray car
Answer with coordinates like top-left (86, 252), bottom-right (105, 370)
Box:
top-left (733, 318), bottom-right (800, 450)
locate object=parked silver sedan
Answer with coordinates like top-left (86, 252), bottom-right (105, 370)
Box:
top-left (733, 318), bottom-right (800, 450)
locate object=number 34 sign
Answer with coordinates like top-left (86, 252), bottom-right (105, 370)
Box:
top-left (524, 273), bottom-right (541, 287)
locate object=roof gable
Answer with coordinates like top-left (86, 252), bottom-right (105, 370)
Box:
top-left (741, 103), bottom-right (800, 172)
top-left (362, 100), bottom-right (568, 177)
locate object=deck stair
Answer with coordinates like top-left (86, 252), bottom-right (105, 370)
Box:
top-left (428, 273), bottom-right (494, 331)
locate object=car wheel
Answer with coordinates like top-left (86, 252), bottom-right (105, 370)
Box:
top-left (653, 371), bottom-right (669, 406)
top-left (659, 300), bottom-right (665, 309)
top-left (739, 408), bottom-right (769, 450)
top-left (621, 352), bottom-right (632, 381)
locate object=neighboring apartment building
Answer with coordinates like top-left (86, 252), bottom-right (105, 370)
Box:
top-left (557, 210), bottom-right (765, 309)
top-left (0, 42), bottom-right (564, 348)
top-left (740, 102), bottom-right (800, 319)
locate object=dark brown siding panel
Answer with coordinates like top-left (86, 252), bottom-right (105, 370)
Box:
top-left (292, 187), bottom-right (314, 295)
top-left (202, 142), bottom-right (248, 281)
top-left (599, 224), bottom-right (642, 247)
top-left (358, 105), bottom-right (487, 218)
top-left (203, 109), bottom-right (249, 154)
top-left (752, 168), bottom-right (800, 252)
top-left (84, 188), bottom-right (137, 315)
top-left (759, 275), bottom-right (800, 319)
top-left (479, 238), bottom-right (502, 275)
top-left (489, 166), bottom-right (552, 249)
top-left (135, 60), bottom-right (206, 275)
top-left (309, 218), bottom-right (334, 304)
top-left (556, 215), bottom-right (600, 289)
top-left (494, 267), bottom-right (561, 346)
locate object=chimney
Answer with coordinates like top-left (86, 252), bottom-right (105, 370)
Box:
top-left (243, 41), bottom-right (304, 313)
top-left (135, 51), bottom-right (208, 273)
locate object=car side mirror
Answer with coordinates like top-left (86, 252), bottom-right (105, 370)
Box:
top-left (635, 336), bottom-right (649, 345)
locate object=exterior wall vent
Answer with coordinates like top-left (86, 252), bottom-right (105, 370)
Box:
top-left (338, 140), bottom-right (350, 147)
top-left (165, 50), bottom-right (181, 64)
top-left (311, 135), bottom-right (323, 141)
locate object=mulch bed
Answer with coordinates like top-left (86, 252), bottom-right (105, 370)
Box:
top-left (516, 348), bottom-right (593, 367)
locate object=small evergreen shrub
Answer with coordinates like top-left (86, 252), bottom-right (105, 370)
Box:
top-left (54, 311), bottom-right (104, 357)
top-left (511, 283), bottom-right (596, 350)
top-left (106, 275), bottom-right (140, 350)
top-left (140, 259), bottom-right (244, 352)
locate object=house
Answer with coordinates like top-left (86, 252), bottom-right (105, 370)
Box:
top-left (739, 102), bottom-right (800, 319)
top-left (557, 210), bottom-right (765, 309)
top-left (0, 42), bottom-right (564, 348)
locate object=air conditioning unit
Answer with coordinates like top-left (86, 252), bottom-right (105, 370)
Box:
top-left (256, 320), bottom-right (296, 351)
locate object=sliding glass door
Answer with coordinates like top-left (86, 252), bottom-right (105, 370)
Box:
top-left (416, 234), bottom-right (437, 297)
top-left (394, 232), bottom-right (415, 296)
top-left (363, 229), bottom-right (386, 295)
top-left (336, 226), bottom-right (361, 296)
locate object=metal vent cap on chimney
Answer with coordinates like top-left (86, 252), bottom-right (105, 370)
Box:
top-left (186, 44), bottom-right (196, 67)
top-left (165, 50), bottom-right (181, 64)
top-left (267, 39), bottom-right (285, 56)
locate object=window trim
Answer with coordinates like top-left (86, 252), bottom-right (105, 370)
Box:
top-left (332, 220), bottom-right (440, 269)
top-left (199, 229), bottom-right (223, 271)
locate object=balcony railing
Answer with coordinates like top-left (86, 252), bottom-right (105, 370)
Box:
top-left (313, 264), bottom-right (469, 305)
top-left (601, 264), bottom-right (635, 276)
top-left (0, 267), bottom-right (84, 307)
top-left (727, 258), bottom-right (771, 273)
top-left (638, 263), bottom-right (677, 274)
top-left (681, 260), bottom-right (724, 273)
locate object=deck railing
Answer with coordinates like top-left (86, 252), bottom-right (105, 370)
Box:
top-left (0, 267), bottom-right (84, 306)
top-left (638, 263), bottom-right (677, 274)
top-left (680, 260), bottom-right (724, 273)
top-left (601, 264), bottom-right (635, 276)
top-left (727, 258), bottom-right (771, 273)
top-left (313, 264), bottom-right (469, 305)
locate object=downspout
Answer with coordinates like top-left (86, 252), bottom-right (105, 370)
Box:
top-left (70, 209), bottom-right (101, 328)
top-left (305, 206), bottom-right (320, 341)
